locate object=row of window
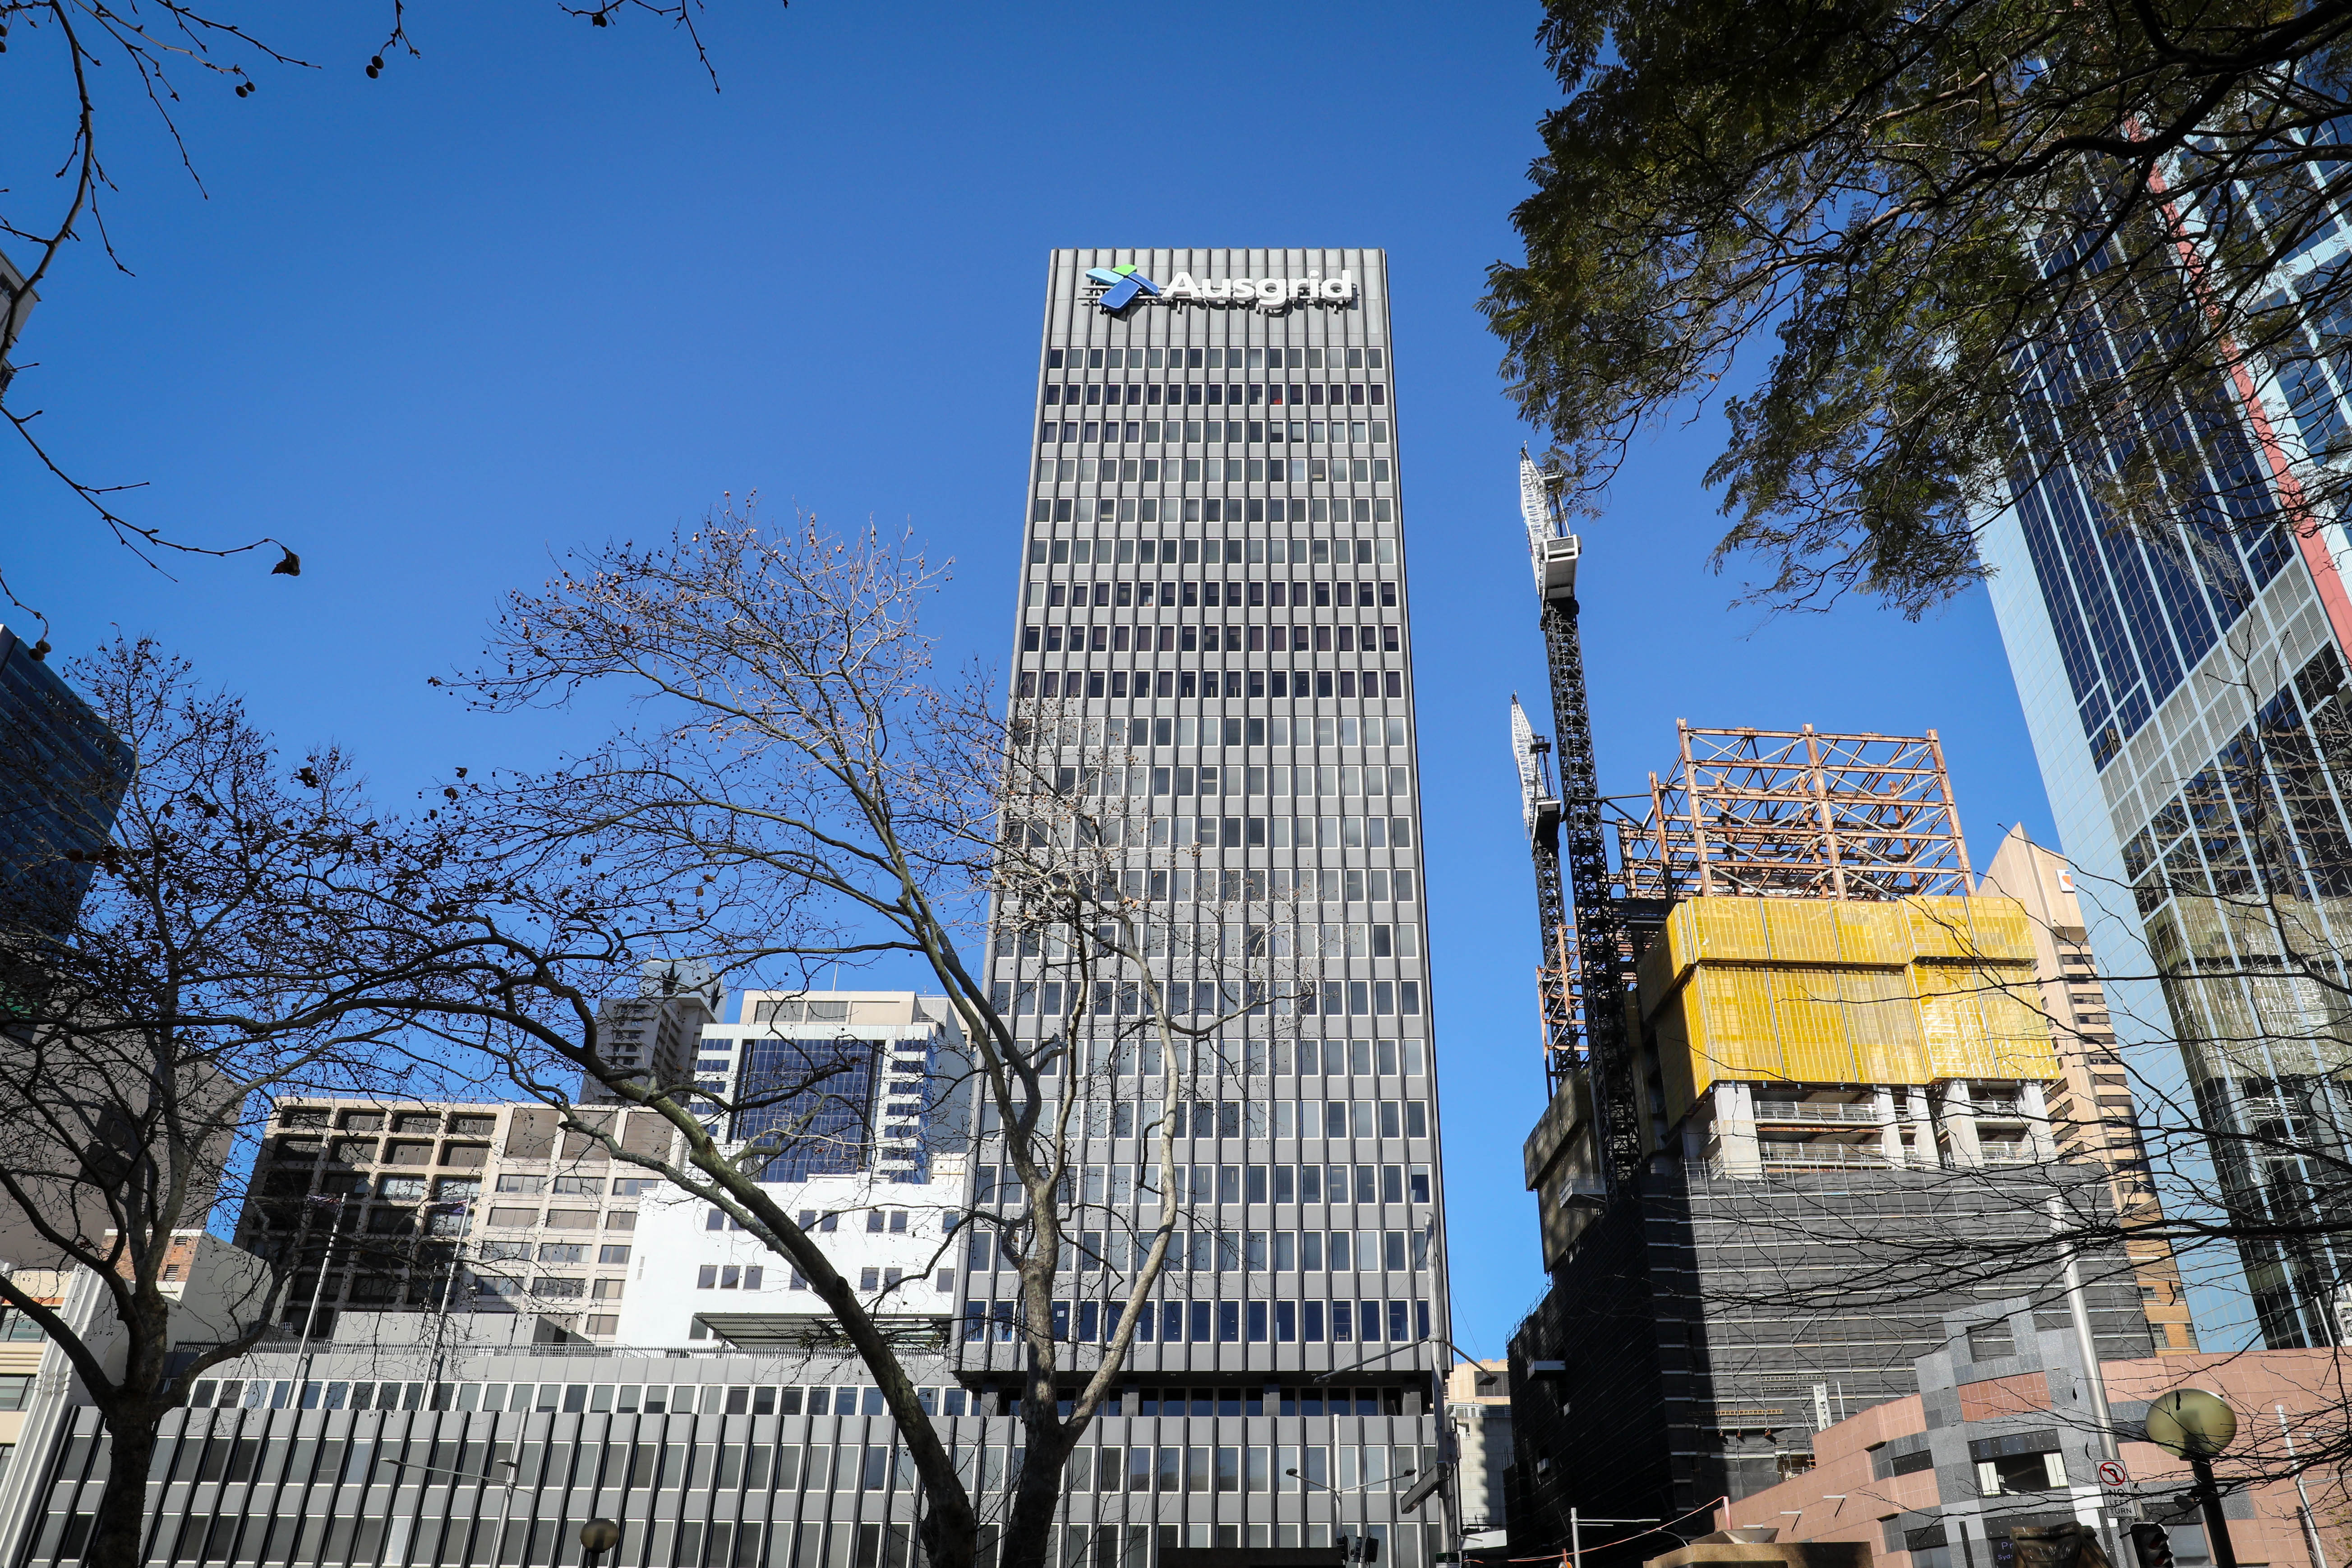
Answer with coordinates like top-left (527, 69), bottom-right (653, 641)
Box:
top-left (1028, 627), bottom-right (1400, 656)
top-left (1046, 346), bottom-right (1386, 371)
top-left (1043, 382), bottom-right (1386, 408)
top-left (189, 1380), bottom-right (954, 1418)
top-left (1038, 457), bottom-right (1393, 486)
top-left (1019, 714), bottom-right (1404, 747)
top-left (1042, 420), bottom-right (1388, 448)
top-left (966, 1297), bottom-right (1430, 1346)
top-left (1015, 1442), bottom-right (1420, 1501)
top-left (276, 1108), bottom-right (499, 1136)
top-left (178, 1376), bottom-right (1417, 1425)
top-left (986, 1226), bottom-right (1433, 1276)
top-left (1031, 580), bottom-right (1397, 610)
top-left (997, 841), bottom-right (1402, 888)
top-left (994, 1157), bottom-right (1434, 1210)
top-left (1020, 671), bottom-right (1403, 701)
top-left (1036, 498), bottom-right (1395, 526)
top-left (983, 1036), bottom-right (1428, 1084)
top-left (993, 978), bottom-right (1424, 1020)
top-left (1033, 536), bottom-right (1393, 567)
top-left (473, 1275), bottom-right (615, 1302)
top-left (1033, 762), bottom-right (1412, 800)
top-left (478, 1240), bottom-right (632, 1264)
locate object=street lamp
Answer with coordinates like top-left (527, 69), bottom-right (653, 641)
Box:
top-left (1314, 1336), bottom-right (1496, 1565)
top-left (579, 1519), bottom-right (622, 1567)
top-left (2145, 1388), bottom-right (2241, 1568)
top-left (1289, 1466), bottom-right (1418, 1565)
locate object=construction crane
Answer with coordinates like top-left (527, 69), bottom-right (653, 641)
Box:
top-left (1510, 696), bottom-right (1576, 1098)
top-left (1514, 454), bottom-right (1643, 1194)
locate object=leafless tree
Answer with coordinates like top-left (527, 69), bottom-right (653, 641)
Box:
top-left (0, 636), bottom-right (448, 1568)
top-left (0, 0), bottom-right (784, 623)
top-left (323, 510), bottom-right (1317, 1568)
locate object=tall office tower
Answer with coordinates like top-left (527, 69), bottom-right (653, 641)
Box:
top-left (1977, 829), bottom-right (2199, 1356)
top-left (0, 623), bottom-right (132, 934)
top-left (963, 249), bottom-right (1451, 1564)
top-left (1504, 717), bottom-right (2153, 1557)
top-left (1975, 311), bottom-right (2352, 1347)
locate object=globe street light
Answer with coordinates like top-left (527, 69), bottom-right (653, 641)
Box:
top-left (578, 1519), bottom-right (622, 1567)
top-left (2145, 1389), bottom-right (2240, 1568)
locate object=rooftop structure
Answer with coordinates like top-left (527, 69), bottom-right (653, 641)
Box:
top-left (1618, 724), bottom-right (1972, 904)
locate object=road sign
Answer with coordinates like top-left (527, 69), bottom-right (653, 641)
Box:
top-left (2098, 1460), bottom-right (2131, 1488)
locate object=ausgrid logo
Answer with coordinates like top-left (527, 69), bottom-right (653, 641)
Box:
top-left (1086, 264), bottom-right (1160, 310)
top-left (1084, 263), bottom-right (1356, 313)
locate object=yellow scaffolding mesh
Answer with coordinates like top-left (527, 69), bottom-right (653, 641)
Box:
top-left (1641, 894), bottom-right (2058, 1128)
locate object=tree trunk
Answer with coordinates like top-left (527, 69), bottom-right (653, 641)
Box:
top-left (87, 1412), bottom-right (158, 1568)
top-left (917, 1501), bottom-right (978, 1568)
top-left (1000, 1417), bottom-right (1075, 1568)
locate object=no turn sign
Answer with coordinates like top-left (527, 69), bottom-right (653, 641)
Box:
top-left (2098, 1460), bottom-right (2130, 1488)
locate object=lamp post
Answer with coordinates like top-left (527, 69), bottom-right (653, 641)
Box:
top-left (1316, 1336), bottom-right (1496, 1564)
top-left (1289, 1466), bottom-right (1419, 1563)
top-left (2145, 1388), bottom-right (2240, 1568)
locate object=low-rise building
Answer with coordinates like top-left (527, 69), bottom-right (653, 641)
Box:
top-left (1720, 1301), bottom-right (2343, 1568)
top-left (1445, 1360), bottom-right (1510, 1547)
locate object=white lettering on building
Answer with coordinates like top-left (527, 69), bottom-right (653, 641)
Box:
top-left (1121, 272), bottom-right (1355, 310)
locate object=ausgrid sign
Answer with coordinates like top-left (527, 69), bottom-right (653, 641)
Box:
top-left (1085, 265), bottom-right (1356, 313)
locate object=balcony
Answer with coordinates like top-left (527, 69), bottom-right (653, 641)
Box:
top-left (1752, 1101), bottom-right (1886, 1125)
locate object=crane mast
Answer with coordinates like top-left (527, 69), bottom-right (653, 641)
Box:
top-left (1515, 455), bottom-right (1643, 1194)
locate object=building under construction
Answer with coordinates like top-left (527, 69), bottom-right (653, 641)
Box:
top-left (1498, 459), bottom-right (2157, 1558)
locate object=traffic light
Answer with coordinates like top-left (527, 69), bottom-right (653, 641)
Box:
top-left (2131, 1523), bottom-right (2176, 1568)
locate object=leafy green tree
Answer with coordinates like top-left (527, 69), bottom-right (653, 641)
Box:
top-left (1484, 0), bottom-right (2352, 615)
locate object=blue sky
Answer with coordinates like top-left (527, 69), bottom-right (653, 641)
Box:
top-left (3, 1), bottom-right (2058, 1359)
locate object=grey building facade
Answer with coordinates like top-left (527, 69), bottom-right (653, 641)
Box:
top-left (959, 249), bottom-right (1451, 1563)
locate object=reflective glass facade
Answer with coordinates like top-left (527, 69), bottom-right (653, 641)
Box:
top-left (1985, 291), bottom-right (2352, 1347)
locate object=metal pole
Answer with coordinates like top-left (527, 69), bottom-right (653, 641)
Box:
top-left (291, 1199), bottom-right (345, 1388)
top-left (428, 1199), bottom-right (474, 1390)
top-left (2051, 1193), bottom-right (2130, 1561)
top-left (2275, 1406), bottom-right (2329, 1568)
top-left (2191, 1456), bottom-right (2240, 1568)
top-left (1571, 1509), bottom-right (1582, 1568)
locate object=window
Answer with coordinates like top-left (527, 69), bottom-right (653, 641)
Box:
top-left (0, 1375), bottom-right (29, 1411)
top-left (599, 1244), bottom-right (631, 1264)
top-left (494, 1175), bottom-right (544, 1195)
top-left (538, 1243), bottom-right (586, 1263)
top-left (551, 1176), bottom-right (602, 1196)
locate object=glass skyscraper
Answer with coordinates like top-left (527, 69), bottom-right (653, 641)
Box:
top-left (957, 248), bottom-right (1453, 1562)
top-left (1980, 286), bottom-right (2352, 1348)
top-left (0, 623), bottom-right (132, 935)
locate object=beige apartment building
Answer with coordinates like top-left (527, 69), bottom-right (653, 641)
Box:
top-left (235, 1098), bottom-right (676, 1343)
top-left (1978, 826), bottom-right (2199, 1355)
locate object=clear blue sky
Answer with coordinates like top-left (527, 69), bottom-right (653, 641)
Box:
top-left (3, 1), bottom-right (2059, 1359)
